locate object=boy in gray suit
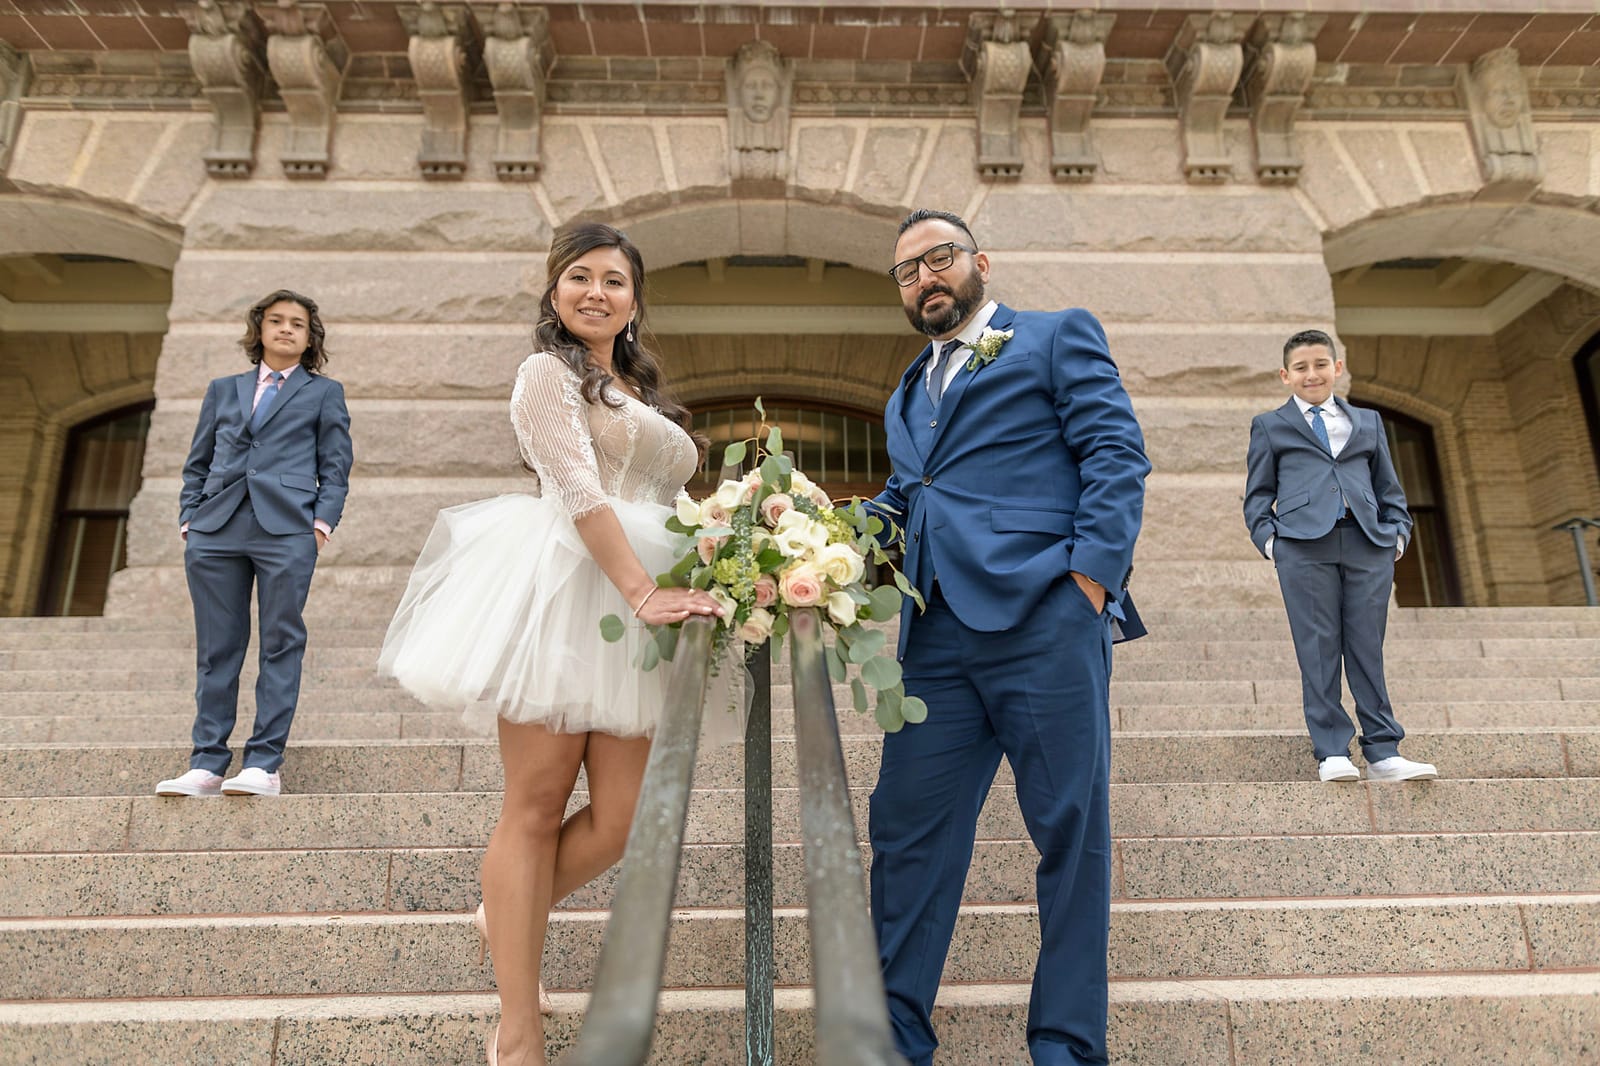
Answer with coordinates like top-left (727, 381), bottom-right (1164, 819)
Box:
top-left (1244, 330), bottom-right (1437, 783)
top-left (157, 290), bottom-right (353, 798)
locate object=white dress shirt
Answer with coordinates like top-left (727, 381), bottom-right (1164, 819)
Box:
top-left (925, 299), bottom-right (1000, 397)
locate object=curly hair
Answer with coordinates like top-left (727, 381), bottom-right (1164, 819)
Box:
top-left (238, 289), bottom-right (329, 373)
top-left (534, 222), bottom-right (706, 460)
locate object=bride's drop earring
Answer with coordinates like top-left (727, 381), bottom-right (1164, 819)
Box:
top-left (626, 318), bottom-right (634, 343)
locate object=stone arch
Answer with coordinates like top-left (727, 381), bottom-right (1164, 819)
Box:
top-left (0, 191), bottom-right (183, 266)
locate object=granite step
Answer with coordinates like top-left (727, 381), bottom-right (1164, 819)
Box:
top-left (7, 778), bottom-right (1599, 856)
top-left (6, 832), bottom-right (1600, 918)
top-left (9, 895), bottom-right (1600, 1000)
top-left (3, 731), bottom-right (1596, 797)
top-left (1, 974), bottom-right (1596, 1065)
top-left (6, 700), bottom-right (1600, 746)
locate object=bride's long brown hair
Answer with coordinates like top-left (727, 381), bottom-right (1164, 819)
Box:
top-left (534, 222), bottom-right (706, 461)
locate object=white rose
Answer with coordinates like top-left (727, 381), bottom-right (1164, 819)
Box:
top-left (699, 499), bottom-right (730, 528)
top-left (713, 479), bottom-right (747, 511)
top-left (675, 496), bottom-right (702, 526)
top-left (790, 470), bottom-right (816, 494)
top-left (772, 509), bottom-right (830, 558)
top-left (826, 591), bottom-right (857, 627)
top-left (815, 543), bottom-right (865, 587)
top-left (708, 586), bottom-right (738, 626)
top-left (737, 606), bottom-right (776, 643)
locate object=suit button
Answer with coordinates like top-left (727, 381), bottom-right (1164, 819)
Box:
top-left (252, 441), bottom-right (261, 448)
top-left (1330, 486), bottom-right (1338, 493)
top-left (929, 420), bottom-right (937, 428)
top-left (922, 476), bottom-right (932, 486)
top-left (248, 469), bottom-right (256, 476)
top-left (913, 533), bottom-right (920, 542)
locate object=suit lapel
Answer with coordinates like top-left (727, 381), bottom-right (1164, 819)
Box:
top-left (254, 368), bottom-right (312, 434)
top-left (1333, 396), bottom-right (1366, 453)
top-left (1274, 398), bottom-right (1326, 452)
top-left (888, 341), bottom-right (936, 462)
top-left (235, 372), bottom-right (258, 432)
top-left (924, 303), bottom-right (1014, 458)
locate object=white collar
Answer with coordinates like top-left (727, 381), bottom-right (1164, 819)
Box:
top-left (1293, 394), bottom-right (1342, 418)
top-left (260, 363), bottom-right (298, 382)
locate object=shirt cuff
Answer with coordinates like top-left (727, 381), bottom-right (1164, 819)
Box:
top-left (180, 522), bottom-right (189, 537)
top-left (1264, 534), bottom-right (1274, 561)
top-left (314, 519), bottom-right (333, 537)
top-left (1396, 535), bottom-right (1406, 558)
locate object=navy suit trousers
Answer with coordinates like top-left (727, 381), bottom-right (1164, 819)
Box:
top-left (869, 578), bottom-right (1114, 1066)
top-left (183, 495), bottom-right (318, 774)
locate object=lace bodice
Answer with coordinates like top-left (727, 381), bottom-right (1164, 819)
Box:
top-left (510, 352), bottom-right (698, 518)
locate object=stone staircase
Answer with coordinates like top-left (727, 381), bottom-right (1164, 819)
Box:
top-left (2, 599), bottom-right (1599, 1064)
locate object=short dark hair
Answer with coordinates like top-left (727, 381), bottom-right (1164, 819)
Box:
top-left (897, 208), bottom-right (978, 249)
top-left (1282, 329), bottom-right (1337, 367)
top-left (240, 289), bottom-right (328, 372)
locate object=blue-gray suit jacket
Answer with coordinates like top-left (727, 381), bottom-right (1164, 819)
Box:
top-left (1243, 396), bottom-right (1411, 557)
top-left (180, 368), bottom-right (353, 537)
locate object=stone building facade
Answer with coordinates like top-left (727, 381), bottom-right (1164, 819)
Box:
top-left (4, 1), bottom-right (1600, 618)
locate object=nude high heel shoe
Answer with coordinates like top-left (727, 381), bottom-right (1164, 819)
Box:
top-left (474, 902), bottom-right (555, 1015)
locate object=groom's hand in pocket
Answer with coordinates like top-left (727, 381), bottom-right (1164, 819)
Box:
top-left (1070, 571), bottom-right (1106, 614)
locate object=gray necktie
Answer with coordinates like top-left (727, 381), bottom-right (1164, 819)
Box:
top-left (926, 341), bottom-right (963, 405)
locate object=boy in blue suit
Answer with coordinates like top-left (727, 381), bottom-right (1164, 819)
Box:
top-left (1243, 330), bottom-right (1436, 784)
top-left (157, 290), bottom-right (352, 798)
top-left (868, 209), bottom-right (1149, 1066)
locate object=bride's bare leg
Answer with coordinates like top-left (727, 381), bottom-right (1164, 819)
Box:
top-left (483, 719), bottom-right (586, 1066)
top-left (551, 732), bottom-right (652, 904)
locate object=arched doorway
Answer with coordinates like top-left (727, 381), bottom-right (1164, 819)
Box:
top-left (36, 402), bottom-right (153, 616)
top-left (1360, 403), bottom-right (1461, 608)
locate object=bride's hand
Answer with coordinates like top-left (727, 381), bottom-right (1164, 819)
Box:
top-left (636, 587), bottom-right (724, 627)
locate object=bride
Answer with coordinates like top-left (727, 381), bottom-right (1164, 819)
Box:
top-left (378, 222), bottom-right (725, 1066)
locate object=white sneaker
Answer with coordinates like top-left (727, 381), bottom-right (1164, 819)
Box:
top-left (156, 768), bottom-right (223, 797)
top-left (1367, 756), bottom-right (1438, 782)
top-left (1318, 756), bottom-right (1361, 782)
top-left (221, 767), bottom-right (282, 796)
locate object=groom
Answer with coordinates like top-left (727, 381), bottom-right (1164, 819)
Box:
top-left (868, 209), bottom-right (1149, 1066)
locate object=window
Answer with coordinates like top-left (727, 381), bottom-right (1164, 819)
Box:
top-left (1577, 331), bottom-right (1600, 477)
top-left (691, 402), bottom-right (890, 500)
top-left (38, 403), bottom-right (152, 616)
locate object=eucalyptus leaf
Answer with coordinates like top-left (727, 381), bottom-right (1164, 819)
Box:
top-left (875, 701), bottom-right (905, 733)
top-left (869, 585), bottom-right (903, 619)
top-left (851, 677), bottom-right (868, 714)
top-left (665, 515), bottom-right (695, 535)
top-left (825, 645), bottom-right (846, 683)
top-left (754, 396), bottom-right (765, 419)
top-left (641, 639), bottom-right (661, 672)
top-left (655, 625), bottom-right (680, 662)
top-left (848, 628), bottom-right (887, 663)
top-left (691, 567), bottom-right (713, 590)
top-left (900, 694), bottom-right (929, 724)
top-left (846, 584), bottom-right (872, 605)
top-left (766, 425), bottom-right (783, 455)
top-left (775, 455), bottom-right (794, 475)
top-left (669, 551), bottom-right (699, 580)
top-left (877, 686), bottom-right (903, 714)
top-left (599, 614), bottom-right (626, 643)
top-left (759, 455), bottom-right (786, 487)
top-left (756, 547), bottom-right (786, 569)
top-left (770, 637), bottom-right (784, 664)
top-left (723, 441), bottom-right (747, 467)
top-left (867, 516), bottom-right (885, 537)
top-left (698, 525), bottom-right (733, 539)
top-left (860, 654), bottom-right (903, 691)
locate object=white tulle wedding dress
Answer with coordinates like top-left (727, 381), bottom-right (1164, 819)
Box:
top-left (378, 351), bottom-right (742, 745)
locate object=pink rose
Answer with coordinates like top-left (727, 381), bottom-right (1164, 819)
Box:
top-left (697, 535), bottom-right (726, 564)
top-left (760, 492), bottom-right (795, 527)
top-left (753, 574), bottom-right (779, 608)
top-left (778, 563), bottom-right (825, 608)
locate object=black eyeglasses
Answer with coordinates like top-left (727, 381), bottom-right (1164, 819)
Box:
top-left (889, 242), bottom-right (976, 287)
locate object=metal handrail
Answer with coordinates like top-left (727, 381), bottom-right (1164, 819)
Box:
top-left (1551, 516), bottom-right (1600, 607)
top-left (564, 618), bottom-right (714, 1066)
top-left (788, 609), bottom-right (908, 1066)
top-left (745, 650), bottom-right (776, 1066)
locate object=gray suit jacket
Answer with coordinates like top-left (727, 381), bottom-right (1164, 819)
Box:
top-left (180, 369), bottom-right (353, 537)
top-left (1243, 396), bottom-right (1411, 557)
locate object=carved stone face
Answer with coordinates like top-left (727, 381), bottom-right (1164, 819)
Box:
top-left (1485, 81), bottom-right (1522, 129)
top-left (740, 67), bottom-right (780, 124)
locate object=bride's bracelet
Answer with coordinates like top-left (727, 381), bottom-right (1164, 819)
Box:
top-left (632, 587), bottom-right (659, 618)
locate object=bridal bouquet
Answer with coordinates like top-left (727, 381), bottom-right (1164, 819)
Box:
top-left (602, 402), bottom-right (927, 731)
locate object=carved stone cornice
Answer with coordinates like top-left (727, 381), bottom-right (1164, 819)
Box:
top-left (1166, 12), bottom-right (1246, 184)
top-left (1305, 85), bottom-right (1463, 115)
top-left (183, 0), bottom-right (267, 177)
top-left (1038, 12), bottom-right (1114, 182)
top-left (0, 41), bottom-right (28, 176)
top-left (400, 1), bottom-right (479, 179)
top-left (963, 10), bottom-right (1032, 180)
top-left (261, 0), bottom-right (348, 178)
top-left (1241, 13), bottom-right (1323, 186)
top-left (1462, 47), bottom-right (1542, 197)
top-left (472, 2), bottom-right (552, 181)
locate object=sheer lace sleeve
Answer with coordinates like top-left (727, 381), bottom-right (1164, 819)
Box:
top-left (510, 353), bottom-right (610, 519)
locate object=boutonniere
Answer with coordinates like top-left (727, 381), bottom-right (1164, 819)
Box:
top-left (964, 327), bottom-right (1014, 372)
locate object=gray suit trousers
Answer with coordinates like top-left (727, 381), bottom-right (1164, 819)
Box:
top-left (184, 495), bottom-right (318, 774)
top-left (1273, 522), bottom-right (1404, 762)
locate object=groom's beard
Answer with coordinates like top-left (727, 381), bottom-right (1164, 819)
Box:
top-left (906, 270), bottom-right (986, 337)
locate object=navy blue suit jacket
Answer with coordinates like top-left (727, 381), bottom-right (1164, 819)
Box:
top-left (1243, 396), bottom-right (1411, 556)
top-left (873, 304), bottom-right (1150, 656)
top-left (180, 368), bottom-right (353, 537)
